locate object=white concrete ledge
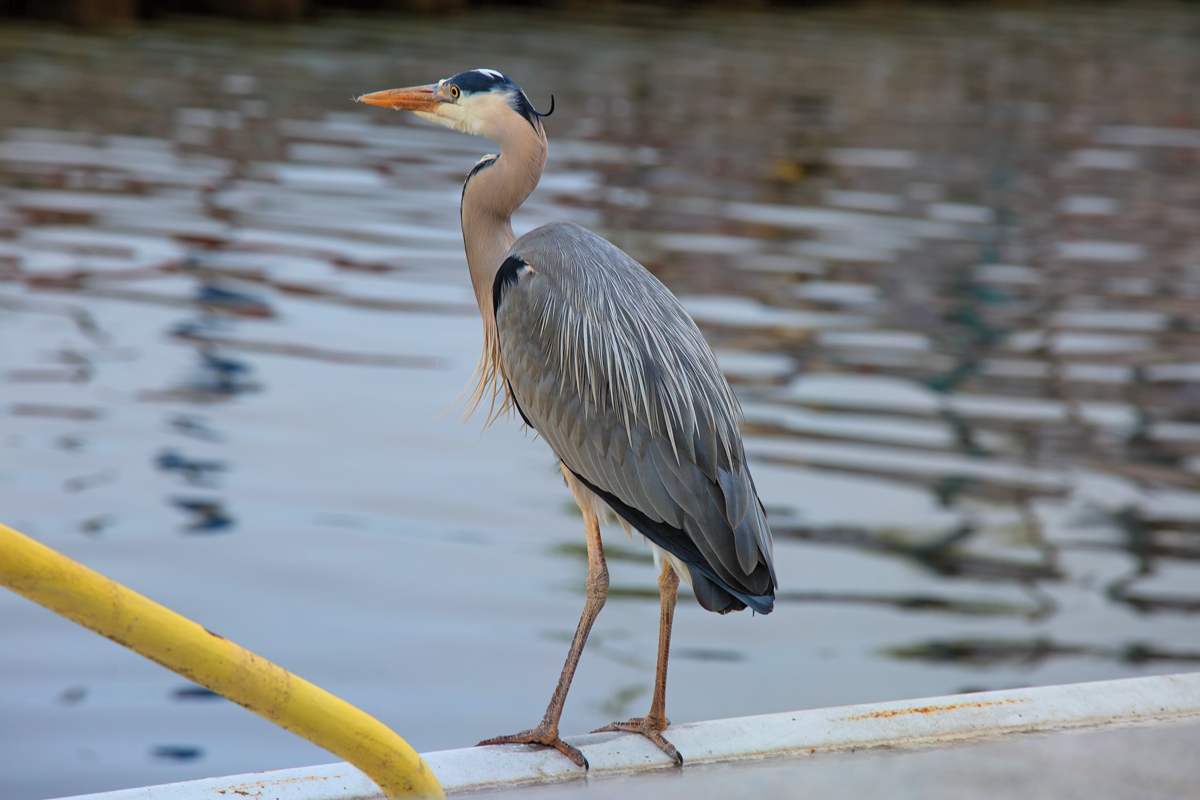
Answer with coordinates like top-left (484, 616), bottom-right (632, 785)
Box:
top-left (58, 671), bottom-right (1200, 799)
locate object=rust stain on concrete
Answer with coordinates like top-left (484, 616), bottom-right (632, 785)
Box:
top-left (840, 697), bottom-right (1027, 721)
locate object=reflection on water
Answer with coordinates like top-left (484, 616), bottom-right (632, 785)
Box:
top-left (888, 637), bottom-right (1200, 668)
top-left (169, 497), bottom-right (234, 534)
top-left (155, 448), bottom-right (226, 487)
top-left (3, 4), bottom-right (1200, 798)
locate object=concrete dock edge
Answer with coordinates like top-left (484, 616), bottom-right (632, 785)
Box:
top-left (55, 671), bottom-right (1200, 799)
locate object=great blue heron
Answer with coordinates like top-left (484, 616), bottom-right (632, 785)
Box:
top-left (357, 69), bottom-right (776, 768)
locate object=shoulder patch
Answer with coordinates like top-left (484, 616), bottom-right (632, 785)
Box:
top-left (492, 255), bottom-right (528, 316)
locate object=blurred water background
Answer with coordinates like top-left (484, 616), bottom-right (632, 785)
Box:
top-left (3, 3), bottom-right (1200, 798)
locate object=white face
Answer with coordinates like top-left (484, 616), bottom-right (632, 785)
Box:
top-left (416, 80), bottom-right (518, 139)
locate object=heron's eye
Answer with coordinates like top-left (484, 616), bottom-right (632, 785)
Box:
top-left (449, 85), bottom-right (460, 100)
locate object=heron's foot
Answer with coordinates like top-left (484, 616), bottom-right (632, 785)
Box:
top-left (477, 726), bottom-right (588, 770)
top-left (592, 716), bottom-right (683, 765)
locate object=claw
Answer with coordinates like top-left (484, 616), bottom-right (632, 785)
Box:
top-left (591, 717), bottom-right (682, 765)
top-left (477, 727), bottom-right (589, 769)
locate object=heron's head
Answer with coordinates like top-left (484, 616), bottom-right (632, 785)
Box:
top-left (356, 69), bottom-right (547, 141)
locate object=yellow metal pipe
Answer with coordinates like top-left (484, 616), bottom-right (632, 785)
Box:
top-left (0, 522), bottom-right (444, 800)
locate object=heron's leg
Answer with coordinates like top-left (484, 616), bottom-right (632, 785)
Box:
top-left (477, 467), bottom-right (609, 769)
top-left (592, 560), bottom-right (683, 765)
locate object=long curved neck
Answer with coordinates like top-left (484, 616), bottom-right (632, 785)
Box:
top-left (458, 116), bottom-right (547, 421)
top-left (461, 120), bottom-right (547, 318)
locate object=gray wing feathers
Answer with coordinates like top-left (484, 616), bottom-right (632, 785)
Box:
top-left (717, 467), bottom-right (749, 529)
top-left (717, 466), bottom-right (759, 574)
top-left (647, 438), bottom-right (706, 523)
top-left (496, 221), bottom-right (776, 599)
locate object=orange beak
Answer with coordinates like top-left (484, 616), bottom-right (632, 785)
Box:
top-left (355, 83), bottom-right (445, 112)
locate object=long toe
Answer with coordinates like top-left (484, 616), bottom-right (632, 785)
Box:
top-left (591, 717), bottom-right (682, 765)
top-left (645, 729), bottom-right (682, 765)
top-left (477, 728), bottom-right (589, 770)
top-left (591, 719), bottom-right (643, 734)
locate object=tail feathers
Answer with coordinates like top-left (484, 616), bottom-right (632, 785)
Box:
top-left (693, 573), bottom-right (774, 615)
top-left (569, 468), bottom-right (776, 616)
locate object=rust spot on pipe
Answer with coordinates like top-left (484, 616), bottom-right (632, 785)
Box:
top-left (840, 697), bottom-right (1026, 721)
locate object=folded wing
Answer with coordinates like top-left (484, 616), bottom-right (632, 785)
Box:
top-left (493, 222), bottom-right (776, 614)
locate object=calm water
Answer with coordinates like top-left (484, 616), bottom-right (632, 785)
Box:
top-left (3, 5), bottom-right (1200, 798)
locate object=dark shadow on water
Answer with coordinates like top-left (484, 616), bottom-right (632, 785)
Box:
top-left (673, 647), bottom-right (745, 663)
top-left (777, 590), bottom-right (1053, 620)
top-left (150, 745), bottom-right (204, 762)
top-left (887, 638), bottom-right (1200, 667)
top-left (156, 448), bottom-right (226, 487)
top-left (171, 684), bottom-right (223, 702)
top-left (774, 523), bottom-right (1062, 583)
top-left (1110, 507), bottom-right (1200, 564)
top-left (170, 497), bottom-right (235, 534)
top-left (195, 283), bottom-right (274, 318)
top-left (58, 686), bottom-right (86, 706)
top-left (169, 414), bottom-right (224, 442)
top-left (63, 469), bottom-right (118, 493)
top-left (141, 349), bottom-right (260, 402)
top-left (79, 514), bottom-right (116, 536)
top-left (1108, 580), bottom-right (1200, 615)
